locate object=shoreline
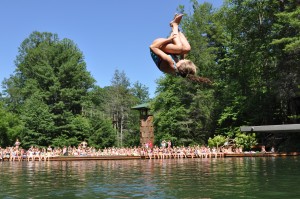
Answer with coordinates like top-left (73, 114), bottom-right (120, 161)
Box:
top-left (1, 152), bottom-right (299, 162)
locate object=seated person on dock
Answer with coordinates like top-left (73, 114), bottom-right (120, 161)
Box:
top-left (0, 147), bottom-right (2, 161)
top-left (261, 145), bottom-right (266, 153)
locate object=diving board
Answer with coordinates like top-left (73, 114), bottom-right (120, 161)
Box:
top-left (240, 124), bottom-right (300, 133)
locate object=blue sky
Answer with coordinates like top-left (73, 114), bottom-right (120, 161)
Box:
top-left (0, 0), bottom-right (223, 98)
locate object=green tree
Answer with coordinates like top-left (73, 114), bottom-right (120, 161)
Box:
top-left (131, 81), bottom-right (150, 103)
top-left (0, 102), bottom-right (24, 147)
top-left (152, 75), bottom-right (213, 145)
top-left (19, 93), bottom-right (55, 147)
top-left (105, 69), bottom-right (140, 147)
top-left (272, 0), bottom-right (300, 53)
top-left (208, 135), bottom-right (226, 148)
top-left (2, 31), bottom-right (95, 147)
top-left (212, 0), bottom-right (299, 135)
top-left (234, 132), bottom-right (257, 151)
top-left (88, 117), bottom-right (116, 148)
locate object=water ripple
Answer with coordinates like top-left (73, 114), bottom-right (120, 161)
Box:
top-left (1, 157), bottom-right (300, 198)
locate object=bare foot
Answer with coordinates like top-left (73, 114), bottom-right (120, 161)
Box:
top-left (170, 13), bottom-right (183, 27)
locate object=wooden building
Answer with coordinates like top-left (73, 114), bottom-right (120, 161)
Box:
top-left (132, 103), bottom-right (154, 147)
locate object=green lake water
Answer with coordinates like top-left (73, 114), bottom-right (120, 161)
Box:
top-left (1, 156), bottom-right (299, 199)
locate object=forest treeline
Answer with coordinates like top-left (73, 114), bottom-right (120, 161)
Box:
top-left (1, 0), bottom-right (299, 151)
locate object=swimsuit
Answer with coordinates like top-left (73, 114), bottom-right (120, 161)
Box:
top-left (150, 49), bottom-right (179, 74)
top-left (150, 49), bottom-right (162, 68)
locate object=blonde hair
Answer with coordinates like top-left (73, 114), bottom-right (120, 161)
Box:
top-left (178, 60), bottom-right (197, 76)
top-left (178, 60), bottom-right (212, 84)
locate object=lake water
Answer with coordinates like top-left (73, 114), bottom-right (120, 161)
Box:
top-left (1, 156), bottom-right (299, 199)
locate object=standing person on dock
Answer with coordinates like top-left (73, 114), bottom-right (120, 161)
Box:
top-left (81, 140), bottom-right (87, 149)
top-left (150, 13), bottom-right (211, 84)
top-left (148, 141), bottom-right (153, 149)
top-left (63, 146), bottom-right (68, 156)
top-left (15, 139), bottom-right (21, 149)
top-left (167, 140), bottom-right (172, 149)
top-left (161, 140), bottom-right (166, 148)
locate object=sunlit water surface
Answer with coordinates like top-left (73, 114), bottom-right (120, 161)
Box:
top-left (1, 157), bottom-right (299, 199)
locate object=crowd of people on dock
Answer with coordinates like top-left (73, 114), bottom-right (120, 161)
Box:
top-left (0, 139), bottom-right (226, 162)
top-left (1, 139), bottom-right (277, 162)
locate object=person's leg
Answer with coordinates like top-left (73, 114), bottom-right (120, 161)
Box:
top-left (169, 13), bottom-right (181, 27)
top-left (167, 14), bottom-right (191, 57)
top-left (178, 31), bottom-right (191, 55)
top-left (160, 15), bottom-right (184, 54)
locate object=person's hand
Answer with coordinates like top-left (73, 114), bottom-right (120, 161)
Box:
top-left (169, 34), bottom-right (177, 41)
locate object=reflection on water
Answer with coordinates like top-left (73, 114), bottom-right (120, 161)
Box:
top-left (0, 157), bottom-right (300, 198)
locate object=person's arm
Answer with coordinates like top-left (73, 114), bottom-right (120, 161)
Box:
top-left (150, 36), bottom-right (175, 49)
top-left (150, 36), bottom-right (176, 68)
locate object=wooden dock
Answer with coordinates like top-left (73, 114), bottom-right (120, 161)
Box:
top-left (224, 152), bottom-right (300, 157)
top-left (49, 155), bottom-right (141, 161)
top-left (1, 152), bottom-right (299, 162)
top-left (0, 155), bottom-right (141, 162)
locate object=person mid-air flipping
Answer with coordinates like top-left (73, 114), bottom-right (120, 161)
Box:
top-left (150, 14), bottom-right (211, 84)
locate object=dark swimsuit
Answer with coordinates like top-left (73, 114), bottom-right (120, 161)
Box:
top-left (150, 49), bottom-right (179, 74)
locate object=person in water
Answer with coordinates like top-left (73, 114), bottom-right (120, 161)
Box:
top-left (150, 14), bottom-right (211, 84)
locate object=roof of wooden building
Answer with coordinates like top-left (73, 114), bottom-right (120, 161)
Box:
top-left (240, 124), bottom-right (300, 133)
top-left (131, 103), bottom-right (150, 110)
